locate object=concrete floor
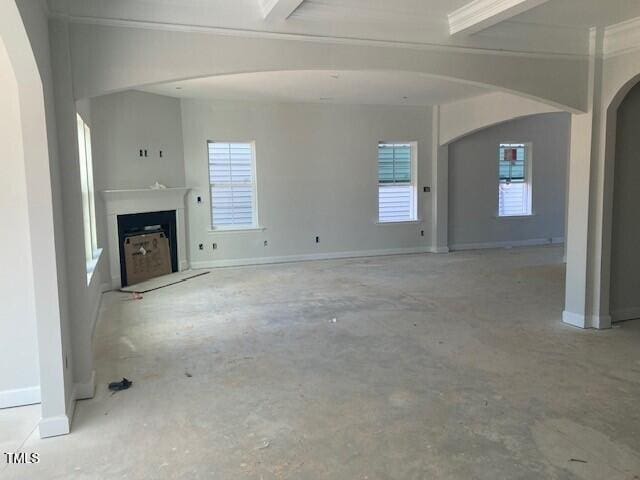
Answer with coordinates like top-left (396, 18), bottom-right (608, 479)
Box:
top-left (3, 246), bottom-right (640, 479)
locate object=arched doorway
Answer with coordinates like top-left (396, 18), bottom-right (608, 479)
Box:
top-left (0, 0), bottom-right (70, 437)
top-left (609, 81), bottom-right (640, 323)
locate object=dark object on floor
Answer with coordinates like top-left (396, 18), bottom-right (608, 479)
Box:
top-left (185, 372), bottom-right (192, 378)
top-left (108, 378), bottom-right (133, 392)
top-left (569, 458), bottom-right (588, 464)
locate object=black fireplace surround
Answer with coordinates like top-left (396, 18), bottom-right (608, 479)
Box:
top-left (117, 210), bottom-right (178, 286)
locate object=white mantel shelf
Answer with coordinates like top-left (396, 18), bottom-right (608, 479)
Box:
top-left (101, 187), bottom-right (191, 288)
top-left (101, 187), bottom-right (191, 216)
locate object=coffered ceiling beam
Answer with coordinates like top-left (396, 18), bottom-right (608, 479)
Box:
top-left (261, 0), bottom-right (305, 22)
top-left (449, 0), bottom-right (551, 35)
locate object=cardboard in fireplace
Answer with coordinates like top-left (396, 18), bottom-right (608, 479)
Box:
top-left (117, 210), bottom-right (178, 287)
top-left (123, 232), bottom-right (172, 286)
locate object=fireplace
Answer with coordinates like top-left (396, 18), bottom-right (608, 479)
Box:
top-left (101, 187), bottom-right (190, 288)
top-left (117, 210), bottom-right (178, 287)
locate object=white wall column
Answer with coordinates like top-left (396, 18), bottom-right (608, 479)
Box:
top-left (563, 28), bottom-right (611, 329)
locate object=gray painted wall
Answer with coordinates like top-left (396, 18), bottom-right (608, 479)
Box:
top-left (90, 90), bottom-right (186, 274)
top-left (182, 100), bottom-right (432, 266)
top-left (448, 113), bottom-right (570, 249)
top-left (611, 82), bottom-right (640, 322)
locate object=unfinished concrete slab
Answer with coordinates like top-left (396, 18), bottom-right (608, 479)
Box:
top-left (4, 247), bottom-right (640, 479)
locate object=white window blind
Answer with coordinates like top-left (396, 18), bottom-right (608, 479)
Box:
top-left (208, 142), bottom-right (257, 229)
top-left (498, 143), bottom-right (532, 217)
top-left (378, 142), bottom-right (417, 223)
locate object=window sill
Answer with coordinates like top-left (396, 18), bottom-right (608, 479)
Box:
top-left (86, 248), bottom-right (103, 285)
top-left (376, 220), bottom-right (422, 225)
top-left (493, 214), bottom-right (536, 220)
top-left (209, 226), bottom-right (266, 234)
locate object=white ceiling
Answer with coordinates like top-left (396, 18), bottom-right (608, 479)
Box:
top-left (138, 70), bottom-right (490, 107)
top-left (511, 0), bottom-right (640, 29)
top-left (48, 0), bottom-right (640, 57)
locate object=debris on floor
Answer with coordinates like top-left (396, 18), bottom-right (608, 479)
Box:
top-left (569, 458), bottom-right (588, 464)
top-left (185, 372), bottom-right (193, 378)
top-left (255, 440), bottom-right (270, 450)
top-left (131, 292), bottom-right (143, 301)
top-left (108, 377), bottom-right (133, 392)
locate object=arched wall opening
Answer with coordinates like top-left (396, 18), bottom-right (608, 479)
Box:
top-left (606, 78), bottom-right (640, 323)
top-left (0, 0), bottom-right (70, 437)
top-left (0, 34), bottom-right (41, 410)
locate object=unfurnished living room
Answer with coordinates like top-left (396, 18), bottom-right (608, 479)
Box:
top-left (2, 0), bottom-right (640, 478)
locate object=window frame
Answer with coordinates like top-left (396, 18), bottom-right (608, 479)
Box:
top-left (76, 113), bottom-right (100, 282)
top-left (497, 142), bottom-right (533, 218)
top-left (207, 140), bottom-right (260, 232)
top-left (377, 141), bottom-right (419, 224)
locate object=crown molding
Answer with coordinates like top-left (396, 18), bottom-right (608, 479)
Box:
top-left (603, 16), bottom-right (640, 59)
top-left (449, 0), bottom-right (551, 36)
top-left (46, 11), bottom-right (586, 61)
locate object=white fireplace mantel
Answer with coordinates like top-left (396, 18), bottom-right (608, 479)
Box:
top-left (101, 187), bottom-right (191, 288)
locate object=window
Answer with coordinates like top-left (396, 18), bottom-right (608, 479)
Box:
top-left (498, 143), bottom-right (532, 217)
top-left (378, 142), bottom-right (417, 223)
top-left (76, 114), bottom-right (98, 278)
top-left (208, 142), bottom-right (258, 230)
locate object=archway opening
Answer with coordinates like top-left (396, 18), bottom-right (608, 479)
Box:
top-left (609, 80), bottom-right (640, 323)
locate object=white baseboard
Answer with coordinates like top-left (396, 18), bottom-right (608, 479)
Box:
top-left (74, 370), bottom-right (96, 401)
top-left (38, 414), bottom-right (70, 438)
top-left (591, 314), bottom-right (612, 329)
top-left (0, 386), bottom-right (41, 409)
top-left (179, 260), bottom-right (190, 271)
top-left (450, 237), bottom-right (565, 252)
top-left (562, 310), bottom-right (587, 329)
top-left (612, 307), bottom-right (640, 323)
top-left (430, 246), bottom-right (450, 254)
top-left (190, 246), bottom-right (434, 269)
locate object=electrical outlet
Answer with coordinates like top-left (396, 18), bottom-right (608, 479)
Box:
top-left (196, 196), bottom-right (202, 204)
top-left (212, 243), bottom-right (218, 250)
top-left (159, 150), bottom-right (163, 158)
top-left (198, 243), bottom-right (203, 250)
top-left (420, 230), bottom-right (425, 237)
top-left (315, 236), bottom-right (320, 244)
top-left (264, 240), bottom-right (268, 247)
top-left (139, 149), bottom-right (143, 157)
top-left (424, 186), bottom-right (431, 193)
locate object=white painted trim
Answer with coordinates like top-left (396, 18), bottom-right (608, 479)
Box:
top-left (449, 0), bottom-right (551, 36)
top-left (209, 227), bottom-right (266, 234)
top-left (38, 414), bottom-right (70, 438)
top-left (611, 307), bottom-right (640, 323)
top-left (0, 386), bottom-right (41, 409)
top-left (591, 314), bottom-right (612, 330)
top-left (191, 246), bottom-right (433, 269)
top-left (449, 237), bottom-right (563, 251)
top-left (603, 16), bottom-right (640, 59)
top-left (430, 246), bottom-right (450, 254)
top-left (46, 12), bottom-right (586, 61)
top-left (261, 0), bottom-right (305, 21)
top-left (74, 371), bottom-right (96, 401)
top-left (89, 290), bottom-right (105, 345)
top-left (562, 310), bottom-right (587, 329)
